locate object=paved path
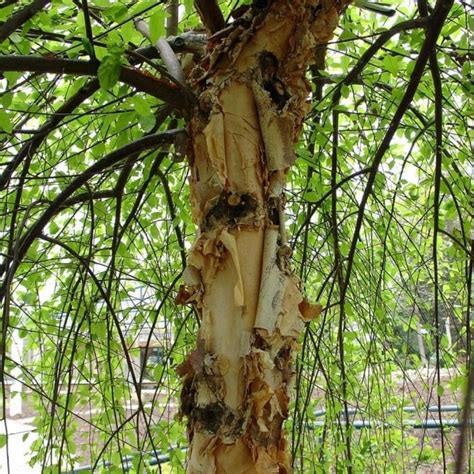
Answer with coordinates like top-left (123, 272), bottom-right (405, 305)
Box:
top-left (0, 418), bottom-right (39, 473)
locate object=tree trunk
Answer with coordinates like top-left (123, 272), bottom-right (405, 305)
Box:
top-left (178, 2), bottom-right (347, 471)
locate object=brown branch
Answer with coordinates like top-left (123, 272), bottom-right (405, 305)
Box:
top-left (0, 79), bottom-right (100, 191)
top-left (419, 0), bottom-right (448, 468)
top-left (166, 0), bottom-right (179, 37)
top-left (340, 0), bottom-right (454, 300)
top-left (194, 0), bottom-right (225, 34)
top-left (61, 189), bottom-right (116, 208)
top-left (0, 128), bottom-right (187, 300)
top-left (80, 0), bottom-right (97, 60)
top-left (0, 55), bottom-right (189, 110)
top-left (0, 0), bottom-right (50, 43)
top-left (338, 17), bottom-right (429, 94)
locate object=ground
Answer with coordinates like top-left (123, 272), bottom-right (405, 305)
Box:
top-left (1, 368), bottom-right (469, 472)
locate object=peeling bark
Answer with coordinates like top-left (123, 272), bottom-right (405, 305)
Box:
top-left (178, 1), bottom-right (348, 472)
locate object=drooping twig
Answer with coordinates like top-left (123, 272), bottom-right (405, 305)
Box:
top-left (80, 0), bottom-right (97, 60)
top-left (0, 129), bottom-right (187, 297)
top-left (0, 79), bottom-right (100, 191)
top-left (339, 0), bottom-right (454, 301)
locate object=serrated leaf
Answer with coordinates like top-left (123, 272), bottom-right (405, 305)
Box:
top-left (98, 49), bottom-right (123, 90)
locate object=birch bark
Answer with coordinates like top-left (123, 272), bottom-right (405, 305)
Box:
top-left (178, 2), bottom-right (348, 471)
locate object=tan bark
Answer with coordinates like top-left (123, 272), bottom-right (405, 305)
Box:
top-left (178, 1), bottom-right (347, 472)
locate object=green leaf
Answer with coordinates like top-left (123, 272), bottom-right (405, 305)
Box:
top-left (97, 47), bottom-right (124, 90)
top-left (3, 71), bottom-right (21, 86)
top-left (0, 434), bottom-right (6, 448)
top-left (0, 109), bottom-right (12, 133)
top-left (81, 37), bottom-right (94, 57)
top-left (133, 96), bottom-right (152, 116)
top-left (149, 10), bottom-right (166, 44)
top-left (139, 113), bottom-right (156, 132)
top-left (304, 191), bottom-right (320, 203)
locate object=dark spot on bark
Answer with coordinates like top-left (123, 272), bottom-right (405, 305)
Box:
top-left (268, 196), bottom-right (280, 225)
top-left (310, 4), bottom-right (323, 20)
top-left (229, 193), bottom-right (258, 220)
top-left (175, 284), bottom-right (192, 305)
top-left (195, 402), bottom-right (225, 433)
top-left (263, 78), bottom-right (290, 108)
top-left (254, 332), bottom-right (271, 350)
top-left (179, 377), bottom-right (196, 418)
top-left (193, 401), bottom-right (244, 437)
top-left (253, 0), bottom-right (271, 11)
top-left (258, 51), bottom-right (289, 108)
top-left (259, 51), bottom-right (279, 80)
top-left (275, 344), bottom-right (291, 370)
top-left (203, 191), bottom-right (259, 230)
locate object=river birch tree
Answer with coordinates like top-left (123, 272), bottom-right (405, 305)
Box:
top-left (0, 0), bottom-right (470, 473)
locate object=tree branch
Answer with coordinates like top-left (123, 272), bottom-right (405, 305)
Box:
top-left (0, 0), bottom-right (50, 43)
top-left (194, 0), bottom-right (226, 34)
top-left (79, 0), bottom-right (97, 60)
top-left (0, 129), bottom-right (187, 301)
top-left (339, 17), bottom-right (429, 92)
top-left (166, 0), bottom-right (179, 37)
top-left (0, 79), bottom-right (100, 191)
top-left (135, 19), bottom-right (185, 84)
top-left (0, 55), bottom-right (189, 110)
top-left (340, 0), bottom-right (454, 300)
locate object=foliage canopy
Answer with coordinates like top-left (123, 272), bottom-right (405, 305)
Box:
top-left (0, 0), bottom-right (471, 472)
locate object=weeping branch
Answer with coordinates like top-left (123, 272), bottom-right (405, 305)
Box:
top-left (79, 0), bottom-right (97, 60)
top-left (0, 129), bottom-right (187, 300)
top-left (0, 79), bottom-right (100, 191)
top-left (340, 0), bottom-right (454, 299)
